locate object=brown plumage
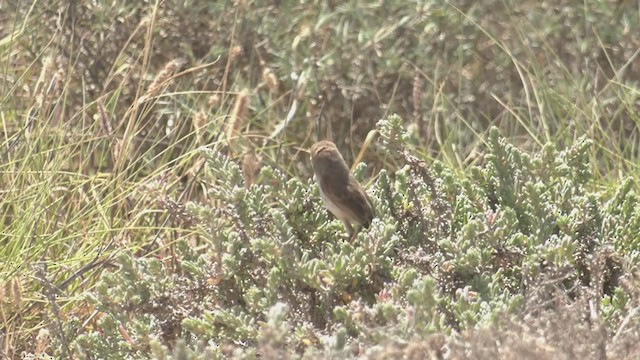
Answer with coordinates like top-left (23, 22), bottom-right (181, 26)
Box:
top-left (310, 140), bottom-right (374, 236)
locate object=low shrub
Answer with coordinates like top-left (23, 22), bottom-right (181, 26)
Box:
top-left (69, 115), bottom-right (640, 359)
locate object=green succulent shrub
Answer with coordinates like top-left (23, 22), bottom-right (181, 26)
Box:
top-left (69, 115), bottom-right (640, 359)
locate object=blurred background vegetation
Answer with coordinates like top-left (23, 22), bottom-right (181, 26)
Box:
top-left (0, 0), bottom-right (639, 358)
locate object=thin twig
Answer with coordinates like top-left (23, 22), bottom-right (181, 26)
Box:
top-left (35, 263), bottom-right (71, 359)
top-left (613, 306), bottom-right (640, 342)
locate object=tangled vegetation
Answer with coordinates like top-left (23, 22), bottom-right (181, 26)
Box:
top-left (1, 0), bottom-right (639, 358)
top-left (73, 118), bottom-right (640, 359)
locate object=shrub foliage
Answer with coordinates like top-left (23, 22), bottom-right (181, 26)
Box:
top-left (70, 115), bottom-right (640, 359)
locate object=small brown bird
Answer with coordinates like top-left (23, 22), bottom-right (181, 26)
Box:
top-left (310, 140), bottom-right (374, 236)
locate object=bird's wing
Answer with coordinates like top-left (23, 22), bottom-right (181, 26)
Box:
top-left (323, 175), bottom-right (374, 227)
